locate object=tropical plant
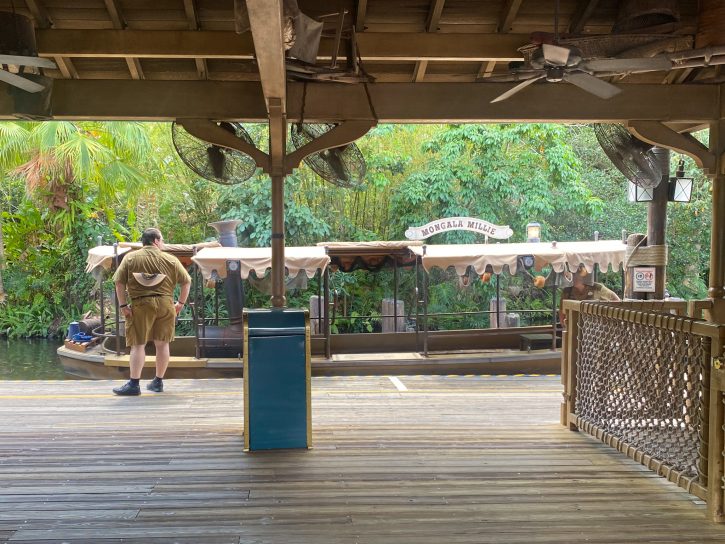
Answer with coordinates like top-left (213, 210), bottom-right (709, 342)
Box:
top-left (0, 121), bottom-right (152, 336)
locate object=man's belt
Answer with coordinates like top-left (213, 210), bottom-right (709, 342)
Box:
top-left (131, 294), bottom-right (171, 301)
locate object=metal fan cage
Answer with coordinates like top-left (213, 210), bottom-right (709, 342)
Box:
top-left (593, 124), bottom-right (663, 188)
top-left (290, 123), bottom-right (367, 188)
top-left (171, 122), bottom-right (258, 185)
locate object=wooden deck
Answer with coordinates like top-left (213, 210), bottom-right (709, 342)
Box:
top-left (0, 376), bottom-right (723, 543)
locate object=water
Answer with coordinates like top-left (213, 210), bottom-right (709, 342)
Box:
top-left (0, 339), bottom-right (66, 380)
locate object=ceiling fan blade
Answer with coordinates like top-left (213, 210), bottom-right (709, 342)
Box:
top-left (563, 72), bottom-right (622, 99)
top-left (542, 44), bottom-right (571, 66)
top-left (482, 70), bottom-right (544, 83)
top-left (0, 55), bottom-right (57, 69)
top-left (582, 56), bottom-right (672, 74)
top-left (0, 69), bottom-right (46, 93)
top-left (490, 75), bottom-right (545, 103)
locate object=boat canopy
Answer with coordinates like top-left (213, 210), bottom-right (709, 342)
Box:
top-left (85, 241), bottom-right (221, 273)
top-left (409, 240), bottom-right (626, 275)
top-left (318, 241), bottom-right (423, 272)
top-left (192, 246), bottom-right (331, 280)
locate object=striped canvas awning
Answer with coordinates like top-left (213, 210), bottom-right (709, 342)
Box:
top-left (409, 240), bottom-right (626, 275)
top-left (192, 246), bottom-right (331, 280)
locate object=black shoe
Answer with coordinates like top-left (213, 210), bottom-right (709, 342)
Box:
top-left (146, 378), bottom-right (164, 393)
top-left (113, 381), bottom-right (141, 396)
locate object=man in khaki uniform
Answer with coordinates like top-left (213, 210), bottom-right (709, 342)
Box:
top-left (559, 265), bottom-right (620, 327)
top-left (112, 228), bottom-right (191, 396)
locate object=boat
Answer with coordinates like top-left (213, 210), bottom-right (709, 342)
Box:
top-left (57, 222), bottom-right (626, 379)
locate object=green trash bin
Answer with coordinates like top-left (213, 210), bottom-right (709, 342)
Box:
top-left (243, 309), bottom-right (311, 451)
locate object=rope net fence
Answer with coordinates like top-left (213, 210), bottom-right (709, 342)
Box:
top-left (574, 302), bottom-right (711, 493)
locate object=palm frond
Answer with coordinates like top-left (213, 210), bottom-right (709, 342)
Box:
top-left (34, 121), bottom-right (78, 150)
top-left (54, 131), bottom-right (114, 178)
top-left (0, 122), bottom-right (31, 168)
top-left (101, 122), bottom-right (152, 161)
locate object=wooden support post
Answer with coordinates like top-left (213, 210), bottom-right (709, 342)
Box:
top-left (710, 169), bottom-right (725, 300)
top-left (624, 234), bottom-right (647, 299)
top-left (564, 302), bottom-right (580, 431)
top-left (647, 147), bottom-right (669, 299)
top-left (270, 171), bottom-right (286, 308)
top-left (707, 333), bottom-right (725, 521)
top-left (709, 120), bottom-right (725, 299)
top-left (268, 99), bottom-right (287, 309)
top-left (560, 328), bottom-right (568, 426)
top-left (706, 120), bottom-right (725, 322)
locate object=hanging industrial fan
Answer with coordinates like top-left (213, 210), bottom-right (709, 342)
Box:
top-left (0, 11), bottom-right (56, 93)
top-left (593, 124), bottom-right (662, 188)
top-left (290, 124), bottom-right (367, 188)
top-left (171, 122), bottom-right (258, 185)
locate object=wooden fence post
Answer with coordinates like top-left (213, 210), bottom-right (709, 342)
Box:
top-left (564, 301), bottom-right (580, 431)
top-left (708, 333), bottom-right (725, 522)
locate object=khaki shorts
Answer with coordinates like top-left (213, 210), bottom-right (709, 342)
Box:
top-left (125, 296), bottom-right (176, 346)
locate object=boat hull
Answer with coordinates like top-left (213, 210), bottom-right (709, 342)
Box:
top-left (58, 341), bottom-right (561, 379)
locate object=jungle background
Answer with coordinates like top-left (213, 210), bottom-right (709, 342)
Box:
top-left (0, 122), bottom-right (711, 337)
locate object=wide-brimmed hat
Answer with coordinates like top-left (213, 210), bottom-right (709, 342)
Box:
top-left (132, 272), bottom-right (167, 287)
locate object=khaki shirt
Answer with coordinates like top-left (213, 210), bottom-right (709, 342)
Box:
top-left (113, 246), bottom-right (191, 300)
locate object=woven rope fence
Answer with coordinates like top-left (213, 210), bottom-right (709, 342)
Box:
top-left (575, 302), bottom-right (711, 488)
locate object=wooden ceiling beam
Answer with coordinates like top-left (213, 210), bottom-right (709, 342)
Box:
top-left (100, 0), bottom-right (143, 81)
top-left (426, 0), bottom-right (446, 32)
top-left (103, 0), bottom-right (126, 29)
top-left (0, 80), bottom-right (718, 123)
top-left (126, 58), bottom-right (144, 80)
top-left (182, 0), bottom-right (200, 30)
top-left (355, 0), bottom-right (367, 32)
top-left (195, 58), bottom-right (208, 80)
top-left (24, 0), bottom-right (52, 29)
top-left (24, 1), bottom-right (83, 83)
top-left (477, 60), bottom-right (497, 79)
top-left (499, 0), bottom-right (523, 33)
top-left (36, 30), bottom-right (527, 62)
top-left (413, 0), bottom-right (446, 83)
top-left (245, 0), bottom-right (286, 113)
top-left (54, 56), bottom-right (78, 79)
top-left (413, 62), bottom-right (428, 82)
top-left (181, 0), bottom-right (208, 80)
top-left (568, 0), bottom-right (600, 34)
top-left (478, 0), bottom-right (521, 85)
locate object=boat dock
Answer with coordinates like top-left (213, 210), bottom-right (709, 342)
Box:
top-left (0, 376), bottom-right (722, 543)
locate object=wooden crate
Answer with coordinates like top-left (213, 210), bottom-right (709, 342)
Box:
top-left (64, 338), bottom-right (100, 353)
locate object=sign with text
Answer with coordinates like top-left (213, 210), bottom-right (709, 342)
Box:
top-left (633, 266), bottom-right (656, 293)
top-left (405, 217), bottom-right (513, 241)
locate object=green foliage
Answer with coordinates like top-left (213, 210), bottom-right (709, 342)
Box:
top-left (0, 120), bottom-right (715, 338)
top-left (390, 124), bottom-right (602, 243)
top-left (0, 121), bottom-right (148, 337)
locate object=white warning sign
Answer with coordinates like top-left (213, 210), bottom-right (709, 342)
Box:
top-left (633, 267), bottom-right (656, 293)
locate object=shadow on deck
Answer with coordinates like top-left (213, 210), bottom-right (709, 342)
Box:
top-left (0, 376), bottom-right (722, 543)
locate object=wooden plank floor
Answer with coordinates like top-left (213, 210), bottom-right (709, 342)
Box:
top-left (0, 375), bottom-right (723, 543)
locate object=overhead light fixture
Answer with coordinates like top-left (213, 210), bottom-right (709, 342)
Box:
top-left (627, 181), bottom-right (655, 202)
top-left (668, 159), bottom-right (693, 203)
top-left (526, 222), bottom-right (541, 243)
top-left (628, 158), bottom-right (693, 203)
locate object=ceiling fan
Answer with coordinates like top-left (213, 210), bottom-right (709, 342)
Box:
top-left (0, 11), bottom-right (56, 93)
top-left (489, 44), bottom-right (672, 103)
top-left (487, 0), bottom-right (673, 103)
